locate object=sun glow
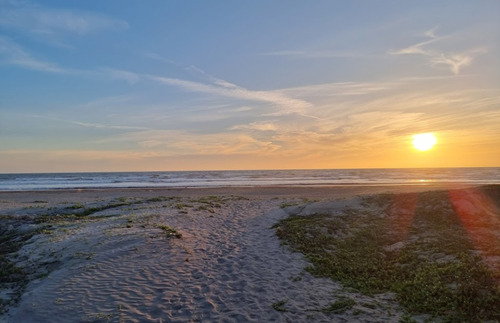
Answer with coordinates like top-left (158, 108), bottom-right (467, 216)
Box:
top-left (412, 133), bottom-right (437, 151)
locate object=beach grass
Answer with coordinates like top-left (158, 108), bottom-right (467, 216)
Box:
top-left (271, 299), bottom-right (288, 312)
top-left (157, 224), bottom-right (182, 239)
top-left (0, 217), bottom-right (38, 313)
top-left (321, 297), bottom-right (356, 314)
top-left (275, 186), bottom-right (500, 322)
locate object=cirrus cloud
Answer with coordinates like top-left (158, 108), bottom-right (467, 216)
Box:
top-left (390, 28), bottom-right (486, 75)
top-left (0, 0), bottom-right (129, 36)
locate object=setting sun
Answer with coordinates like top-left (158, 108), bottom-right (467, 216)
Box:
top-left (412, 133), bottom-right (437, 151)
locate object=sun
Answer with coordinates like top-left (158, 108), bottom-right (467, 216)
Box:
top-left (412, 133), bottom-right (437, 151)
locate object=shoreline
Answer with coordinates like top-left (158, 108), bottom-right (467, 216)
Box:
top-left (0, 182), bottom-right (477, 194)
top-left (2, 167), bottom-right (498, 193)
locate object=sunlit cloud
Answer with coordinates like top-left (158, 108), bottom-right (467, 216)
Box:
top-left (390, 28), bottom-right (486, 75)
top-left (230, 122), bottom-right (278, 132)
top-left (91, 128), bottom-right (281, 156)
top-left (147, 75), bottom-right (314, 115)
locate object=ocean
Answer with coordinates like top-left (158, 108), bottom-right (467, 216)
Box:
top-left (0, 168), bottom-right (499, 191)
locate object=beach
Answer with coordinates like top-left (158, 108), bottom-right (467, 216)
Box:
top-left (1, 184), bottom-right (498, 322)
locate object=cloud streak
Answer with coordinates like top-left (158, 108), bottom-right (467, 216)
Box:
top-left (0, 0), bottom-right (128, 36)
top-left (263, 50), bottom-right (377, 59)
top-left (147, 74), bottom-right (314, 115)
top-left (390, 28), bottom-right (486, 75)
top-left (0, 37), bottom-right (313, 117)
top-left (0, 37), bottom-right (146, 84)
top-left (0, 36), bottom-right (65, 73)
top-left (30, 115), bottom-right (149, 131)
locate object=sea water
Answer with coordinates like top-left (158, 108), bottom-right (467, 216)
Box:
top-left (0, 168), bottom-right (499, 191)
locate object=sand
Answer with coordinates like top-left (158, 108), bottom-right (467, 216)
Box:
top-left (0, 185), bottom-right (464, 322)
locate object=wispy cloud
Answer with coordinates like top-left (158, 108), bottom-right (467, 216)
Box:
top-left (230, 122), bottom-right (278, 132)
top-left (89, 128), bottom-right (281, 156)
top-left (30, 115), bottom-right (149, 131)
top-left (263, 50), bottom-right (377, 59)
top-left (143, 52), bottom-right (179, 66)
top-left (390, 27), bottom-right (486, 75)
top-left (0, 37), bottom-right (314, 117)
top-left (99, 68), bottom-right (141, 84)
top-left (0, 36), bottom-right (65, 73)
top-left (147, 74), bottom-right (314, 115)
top-left (0, 0), bottom-right (128, 36)
top-left (0, 37), bottom-right (147, 83)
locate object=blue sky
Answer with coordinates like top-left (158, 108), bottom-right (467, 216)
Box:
top-left (1, 0), bottom-right (499, 172)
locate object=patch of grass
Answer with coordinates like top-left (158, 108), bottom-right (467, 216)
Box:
top-left (77, 202), bottom-right (129, 216)
top-left (280, 198), bottom-right (319, 209)
top-left (35, 200), bottom-right (134, 223)
top-left (157, 225), bottom-right (182, 239)
top-left (0, 255), bottom-right (24, 283)
top-left (174, 203), bottom-right (191, 210)
top-left (271, 299), bottom-right (288, 312)
top-left (190, 195), bottom-right (247, 213)
top-left (280, 201), bottom-right (300, 208)
top-left (88, 312), bottom-right (113, 322)
top-left (145, 196), bottom-right (181, 205)
top-left (275, 187), bottom-right (500, 322)
top-left (321, 297), bottom-right (356, 314)
top-left (0, 219), bottom-right (38, 313)
top-left (196, 196), bottom-right (223, 208)
top-left (146, 196), bottom-right (166, 202)
top-left (125, 217), bottom-right (134, 228)
top-left (290, 271), bottom-right (304, 282)
top-left (69, 203), bottom-right (85, 209)
top-left (74, 252), bottom-right (93, 260)
top-left (196, 205), bottom-right (215, 213)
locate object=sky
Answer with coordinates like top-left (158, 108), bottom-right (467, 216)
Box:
top-left (1, 0), bottom-right (499, 173)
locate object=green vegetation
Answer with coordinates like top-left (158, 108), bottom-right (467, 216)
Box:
top-left (125, 217), bottom-right (134, 228)
top-left (74, 252), bottom-right (93, 260)
top-left (0, 195), bottom-right (196, 313)
top-left (280, 197), bottom-right (320, 209)
top-left (69, 203), bottom-right (84, 209)
top-left (174, 203), bottom-right (192, 210)
top-left (271, 299), bottom-right (288, 312)
top-left (321, 297), bottom-right (356, 314)
top-left (0, 218), bottom-right (36, 313)
top-left (196, 195), bottom-right (223, 208)
top-left (33, 199), bottom-right (138, 224)
top-left (275, 187), bottom-right (500, 322)
top-left (157, 225), bottom-right (182, 239)
top-left (280, 201), bottom-right (300, 208)
top-left (146, 196), bottom-right (168, 203)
